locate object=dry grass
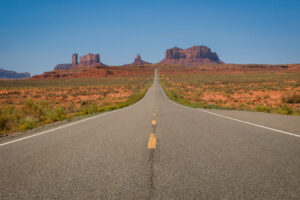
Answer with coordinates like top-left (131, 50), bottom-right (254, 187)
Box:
top-left (159, 66), bottom-right (300, 115)
top-left (0, 76), bottom-right (153, 135)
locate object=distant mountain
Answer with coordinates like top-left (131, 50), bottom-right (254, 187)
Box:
top-left (0, 68), bottom-right (30, 79)
top-left (54, 64), bottom-right (72, 70)
top-left (159, 46), bottom-right (223, 65)
top-left (124, 54), bottom-right (151, 66)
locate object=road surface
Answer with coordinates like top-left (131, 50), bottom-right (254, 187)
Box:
top-left (1, 69), bottom-right (299, 199)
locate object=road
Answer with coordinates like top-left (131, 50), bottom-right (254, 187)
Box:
top-left (1, 69), bottom-right (300, 199)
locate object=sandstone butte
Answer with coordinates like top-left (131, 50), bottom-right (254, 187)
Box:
top-left (34, 45), bottom-right (226, 79)
top-left (159, 46), bottom-right (223, 65)
top-left (6, 45), bottom-right (300, 80)
top-left (54, 53), bottom-right (106, 70)
top-left (54, 46), bottom-right (222, 70)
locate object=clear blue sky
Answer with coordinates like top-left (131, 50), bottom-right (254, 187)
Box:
top-left (1, 0), bottom-right (300, 75)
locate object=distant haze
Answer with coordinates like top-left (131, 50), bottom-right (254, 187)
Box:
top-left (0, 0), bottom-right (300, 75)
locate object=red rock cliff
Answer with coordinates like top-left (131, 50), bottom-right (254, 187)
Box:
top-left (160, 46), bottom-right (223, 65)
top-left (79, 53), bottom-right (100, 66)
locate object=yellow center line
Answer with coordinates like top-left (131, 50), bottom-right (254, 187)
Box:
top-left (152, 120), bottom-right (157, 126)
top-left (148, 133), bottom-right (157, 149)
top-left (152, 113), bottom-right (157, 117)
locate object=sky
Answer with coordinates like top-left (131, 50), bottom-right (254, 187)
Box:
top-left (0, 0), bottom-right (300, 75)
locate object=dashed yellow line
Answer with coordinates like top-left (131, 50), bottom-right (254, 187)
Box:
top-left (152, 120), bottom-right (157, 126)
top-left (148, 133), bottom-right (157, 149)
top-left (149, 106), bottom-right (158, 149)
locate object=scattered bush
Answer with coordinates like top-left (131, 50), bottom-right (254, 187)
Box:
top-left (255, 105), bottom-right (271, 113)
top-left (0, 76), bottom-right (153, 135)
top-left (159, 70), bottom-right (300, 115)
top-left (274, 106), bottom-right (293, 115)
top-left (19, 117), bottom-right (38, 131)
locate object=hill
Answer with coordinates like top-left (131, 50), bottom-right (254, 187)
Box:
top-left (0, 68), bottom-right (30, 79)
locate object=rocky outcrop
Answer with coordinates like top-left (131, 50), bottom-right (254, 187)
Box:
top-left (72, 53), bottom-right (78, 66)
top-left (124, 54), bottom-right (151, 66)
top-left (54, 53), bottom-right (106, 70)
top-left (54, 64), bottom-right (72, 70)
top-left (159, 46), bottom-right (223, 65)
top-left (79, 53), bottom-right (100, 66)
top-left (0, 68), bottom-right (30, 79)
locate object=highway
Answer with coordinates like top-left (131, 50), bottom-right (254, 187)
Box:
top-left (0, 69), bottom-right (299, 199)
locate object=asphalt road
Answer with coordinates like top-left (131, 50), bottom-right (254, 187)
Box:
top-left (0, 69), bottom-right (299, 199)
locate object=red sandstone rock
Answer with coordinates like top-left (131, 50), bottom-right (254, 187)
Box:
top-left (79, 53), bottom-right (100, 66)
top-left (72, 53), bottom-right (78, 67)
top-left (54, 53), bottom-right (106, 70)
top-left (124, 54), bottom-right (151, 66)
top-left (159, 46), bottom-right (223, 65)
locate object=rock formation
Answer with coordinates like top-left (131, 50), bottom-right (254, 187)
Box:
top-left (79, 53), bottom-right (100, 66)
top-left (54, 64), bottom-right (72, 70)
top-left (159, 46), bottom-right (223, 65)
top-left (0, 68), bottom-right (30, 79)
top-left (72, 53), bottom-right (78, 66)
top-left (124, 54), bottom-right (151, 66)
top-left (54, 53), bottom-right (106, 70)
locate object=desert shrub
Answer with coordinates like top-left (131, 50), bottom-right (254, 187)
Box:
top-left (0, 75), bottom-right (153, 135)
top-left (0, 115), bottom-right (9, 132)
top-left (238, 103), bottom-right (247, 109)
top-left (274, 106), bottom-right (293, 115)
top-left (49, 107), bottom-right (67, 121)
top-left (19, 117), bottom-right (38, 131)
top-left (255, 105), bottom-right (271, 113)
top-left (0, 106), bottom-right (21, 133)
top-left (79, 104), bottom-right (98, 115)
top-left (22, 99), bottom-right (37, 114)
top-left (159, 68), bottom-right (300, 115)
top-left (195, 102), bottom-right (219, 109)
top-left (22, 100), bottom-right (49, 121)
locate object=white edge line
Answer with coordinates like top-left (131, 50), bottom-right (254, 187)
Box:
top-left (158, 79), bottom-right (300, 138)
top-left (200, 110), bottom-right (300, 138)
top-left (0, 76), bottom-right (154, 148)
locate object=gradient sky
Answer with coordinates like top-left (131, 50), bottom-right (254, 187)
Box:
top-left (1, 0), bottom-right (300, 75)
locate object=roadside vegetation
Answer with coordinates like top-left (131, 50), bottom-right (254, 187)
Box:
top-left (0, 76), bottom-right (153, 135)
top-left (159, 66), bottom-right (300, 116)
